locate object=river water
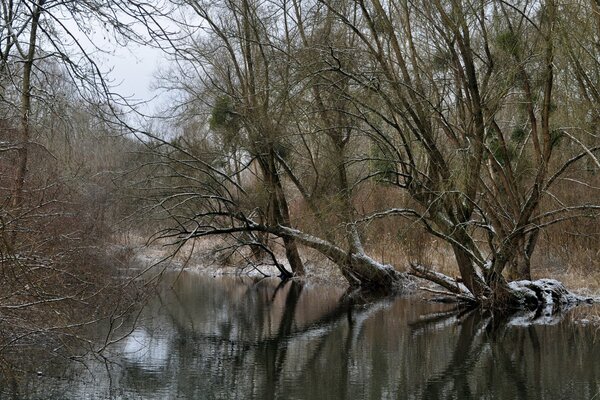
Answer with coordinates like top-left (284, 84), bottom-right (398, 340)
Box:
top-left (2, 272), bottom-right (599, 399)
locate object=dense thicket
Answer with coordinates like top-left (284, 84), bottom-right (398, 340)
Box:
top-left (0, 0), bottom-right (164, 357)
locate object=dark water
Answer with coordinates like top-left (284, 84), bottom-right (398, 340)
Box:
top-left (2, 272), bottom-right (600, 399)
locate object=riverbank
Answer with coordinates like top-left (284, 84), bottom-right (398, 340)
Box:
top-left (131, 233), bottom-right (599, 289)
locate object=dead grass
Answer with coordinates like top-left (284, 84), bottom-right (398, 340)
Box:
top-left (362, 212), bottom-right (600, 296)
top-left (533, 246), bottom-right (600, 296)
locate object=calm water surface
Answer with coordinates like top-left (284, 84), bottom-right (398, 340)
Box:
top-left (2, 272), bottom-right (600, 399)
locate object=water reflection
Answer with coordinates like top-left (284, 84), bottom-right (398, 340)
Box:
top-left (2, 272), bottom-right (599, 399)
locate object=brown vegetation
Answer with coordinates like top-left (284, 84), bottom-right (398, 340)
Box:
top-left (0, 110), bottom-right (145, 363)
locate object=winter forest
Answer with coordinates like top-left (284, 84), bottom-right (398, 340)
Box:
top-left (1, 0), bottom-right (600, 397)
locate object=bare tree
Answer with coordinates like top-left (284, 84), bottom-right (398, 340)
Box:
top-left (0, 0), bottom-right (175, 241)
top-left (0, 0), bottom-right (174, 354)
top-left (162, 0), bottom-right (307, 276)
top-left (319, 0), bottom-right (599, 306)
top-left (143, 0), bottom-right (408, 288)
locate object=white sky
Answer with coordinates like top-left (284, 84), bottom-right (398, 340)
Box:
top-left (107, 45), bottom-right (170, 119)
top-left (105, 42), bottom-right (164, 108)
top-left (86, 35), bottom-right (169, 117)
top-left (59, 11), bottom-right (173, 117)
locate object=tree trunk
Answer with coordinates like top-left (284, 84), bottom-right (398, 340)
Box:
top-left (281, 235), bottom-right (304, 276)
top-left (506, 230), bottom-right (538, 281)
top-left (270, 151), bottom-right (305, 276)
top-left (257, 150), bottom-right (305, 276)
top-left (506, 254), bottom-right (531, 282)
top-left (10, 0), bottom-right (43, 245)
top-left (271, 225), bottom-right (406, 290)
top-left (451, 243), bottom-right (490, 299)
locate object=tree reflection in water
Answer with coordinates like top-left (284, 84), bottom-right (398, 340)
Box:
top-left (2, 273), bottom-right (599, 399)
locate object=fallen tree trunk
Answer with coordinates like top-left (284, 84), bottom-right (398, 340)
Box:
top-left (410, 264), bottom-right (595, 310)
top-left (271, 225), bottom-right (409, 291)
top-left (506, 279), bottom-right (594, 308)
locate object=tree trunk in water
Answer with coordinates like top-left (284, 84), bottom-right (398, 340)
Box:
top-left (343, 252), bottom-right (405, 290)
top-left (282, 235), bottom-right (304, 276)
top-left (271, 151), bottom-right (305, 276)
top-left (450, 243), bottom-right (490, 299)
top-left (486, 271), bottom-right (521, 308)
top-left (258, 150), bottom-right (305, 276)
top-left (272, 225), bottom-right (405, 290)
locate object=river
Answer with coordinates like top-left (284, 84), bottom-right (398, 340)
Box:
top-left (2, 271), bottom-right (599, 399)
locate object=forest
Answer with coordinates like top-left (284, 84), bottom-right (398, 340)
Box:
top-left (1, 0), bottom-right (599, 359)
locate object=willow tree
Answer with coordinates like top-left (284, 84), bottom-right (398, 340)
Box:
top-left (149, 0), bottom-right (406, 288)
top-left (282, 0), bottom-right (390, 285)
top-left (155, 0), bottom-right (308, 276)
top-left (321, 0), bottom-right (599, 306)
top-left (148, 0), bottom-right (598, 300)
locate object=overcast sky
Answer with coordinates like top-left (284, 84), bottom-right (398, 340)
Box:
top-left (106, 42), bottom-right (164, 109)
top-left (61, 13), bottom-right (172, 117)
top-left (95, 38), bottom-right (169, 117)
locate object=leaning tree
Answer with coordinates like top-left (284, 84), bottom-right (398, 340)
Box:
top-left (144, 0), bottom-right (407, 289)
